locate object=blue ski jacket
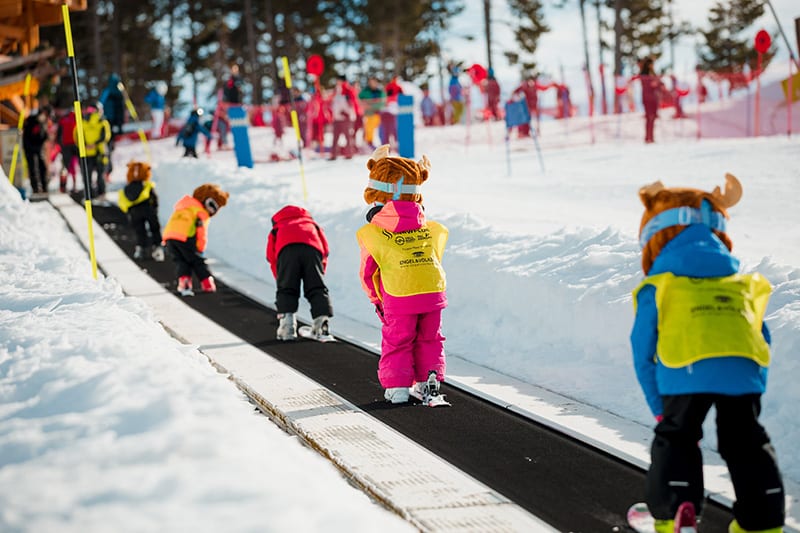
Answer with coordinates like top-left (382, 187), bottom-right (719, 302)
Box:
top-left (176, 113), bottom-right (211, 150)
top-left (630, 224), bottom-right (770, 417)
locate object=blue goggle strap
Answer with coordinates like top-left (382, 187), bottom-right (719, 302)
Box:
top-left (367, 177), bottom-right (421, 200)
top-left (639, 199), bottom-right (726, 249)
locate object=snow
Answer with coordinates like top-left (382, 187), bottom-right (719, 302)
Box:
top-left (2, 71), bottom-right (799, 531)
top-left (0, 179), bottom-right (413, 531)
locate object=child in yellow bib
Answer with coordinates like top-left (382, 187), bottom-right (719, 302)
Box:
top-left (356, 145), bottom-right (449, 406)
top-left (630, 174), bottom-right (784, 533)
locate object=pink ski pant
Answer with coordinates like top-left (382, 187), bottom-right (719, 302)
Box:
top-left (378, 310), bottom-right (446, 388)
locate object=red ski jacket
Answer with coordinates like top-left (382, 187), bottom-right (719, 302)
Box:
top-left (266, 205), bottom-right (329, 279)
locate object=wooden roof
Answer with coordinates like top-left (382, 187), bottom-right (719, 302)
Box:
top-left (0, 0), bottom-right (87, 55)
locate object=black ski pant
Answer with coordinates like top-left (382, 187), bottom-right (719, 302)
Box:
top-left (24, 148), bottom-right (47, 193)
top-left (129, 204), bottom-right (162, 248)
top-left (646, 394), bottom-right (784, 530)
top-left (86, 155), bottom-right (105, 196)
top-left (165, 238), bottom-right (211, 281)
top-left (275, 243), bottom-right (332, 319)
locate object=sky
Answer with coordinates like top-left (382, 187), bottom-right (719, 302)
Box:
top-left (2, 70), bottom-right (799, 531)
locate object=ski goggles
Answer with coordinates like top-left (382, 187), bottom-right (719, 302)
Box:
top-left (639, 199), bottom-right (726, 249)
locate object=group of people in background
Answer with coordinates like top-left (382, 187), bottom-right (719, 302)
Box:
top-left (264, 72), bottom-right (405, 160)
top-left (16, 56), bottom-right (689, 200)
top-left (17, 73), bottom-right (171, 200)
top-left (167, 59), bottom-right (695, 167)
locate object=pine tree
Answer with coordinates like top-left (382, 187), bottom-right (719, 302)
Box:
top-left (40, 0), bottom-right (171, 109)
top-left (696, 0), bottom-right (774, 77)
top-left (505, 0), bottom-right (550, 77)
top-left (605, 0), bottom-right (672, 76)
top-left (348, 1), bottom-right (464, 83)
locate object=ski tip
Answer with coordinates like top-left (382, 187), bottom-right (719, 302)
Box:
top-left (626, 502), bottom-right (654, 533)
top-left (426, 395), bottom-right (451, 407)
top-left (675, 502), bottom-right (697, 532)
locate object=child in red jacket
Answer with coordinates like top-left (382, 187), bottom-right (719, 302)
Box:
top-left (266, 205), bottom-right (333, 340)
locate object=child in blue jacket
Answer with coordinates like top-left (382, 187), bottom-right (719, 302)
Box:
top-left (176, 108), bottom-right (211, 158)
top-left (631, 173), bottom-right (784, 533)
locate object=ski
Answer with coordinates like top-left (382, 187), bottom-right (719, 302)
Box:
top-left (297, 325), bottom-right (336, 343)
top-left (627, 502), bottom-right (655, 533)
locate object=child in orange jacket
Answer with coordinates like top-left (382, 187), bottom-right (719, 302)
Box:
top-left (162, 183), bottom-right (229, 296)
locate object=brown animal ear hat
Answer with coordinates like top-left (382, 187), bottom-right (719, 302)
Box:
top-left (126, 160), bottom-right (152, 183)
top-left (363, 144), bottom-right (431, 205)
top-left (193, 183), bottom-right (230, 216)
top-left (637, 172), bottom-right (742, 274)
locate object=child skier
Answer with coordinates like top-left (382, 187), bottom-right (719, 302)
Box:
top-left (162, 183), bottom-right (229, 296)
top-left (631, 173), bottom-right (784, 533)
top-left (118, 161), bottom-right (164, 261)
top-left (356, 145), bottom-right (449, 406)
top-left (176, 108), bottom-right (211, 158)
top-left (266, 205), bottom-right (333, 341)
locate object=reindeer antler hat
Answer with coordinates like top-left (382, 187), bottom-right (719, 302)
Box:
top-left (363, 144), bottom-right (431, 205)
top-left (637, 173), bottom-right (742, 275)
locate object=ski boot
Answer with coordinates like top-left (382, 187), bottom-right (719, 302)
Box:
top-left (653, 502), bottom-right (697, 533)
top-left (384, 387), bottom-right (410, 404)
top-left (200, 276), bottom-right (216, 293)
top-left (151, 245), bottom-right (165, 262)
top-left (177, 276), bottom-right (194, 296)
top-left (311, 315), bottom-right (330, 337)
top-left (276, 312), bottom-right (297, 341)
top-left (410, 371), bottom-right (450, 407)
top-left (674, 501), bottom-right (697, 533)
top-left (729, 520), bottom-right (782, 533)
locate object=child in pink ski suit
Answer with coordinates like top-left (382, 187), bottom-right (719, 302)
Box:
top-left (356, 145), bottom-right (449, 404)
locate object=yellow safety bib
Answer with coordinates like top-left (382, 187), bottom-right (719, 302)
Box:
top-left (633, 273), bottom-right (771, 368)
top-left (118, 181), bottom-right (153, 214)
top-left (357, 221), bottom-right (448, 297)
top-left (164, 206), bottom-right (203, 239)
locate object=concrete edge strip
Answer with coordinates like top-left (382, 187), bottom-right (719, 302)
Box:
top-left (49, 194), bottom-right (555, 532)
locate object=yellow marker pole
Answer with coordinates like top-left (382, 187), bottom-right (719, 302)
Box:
top-left (8, 73), bottom-right (32, 185)
top-left (281, 56), bottom-right (308, 202)
top-left (117, 81), bottom-right (152, 162)
top-left (62, 4), bottom-right (98, 279)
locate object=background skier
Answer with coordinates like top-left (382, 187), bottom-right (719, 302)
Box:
top-left (176, 108), bottom-right (211, 158)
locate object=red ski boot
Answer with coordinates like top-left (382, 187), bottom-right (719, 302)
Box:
top-left (674, 501), bottom-right (697, 533)
top-left (200, 276), bottom-right (217, 293)
top-left (177, 276), bottom-right (194, 296)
